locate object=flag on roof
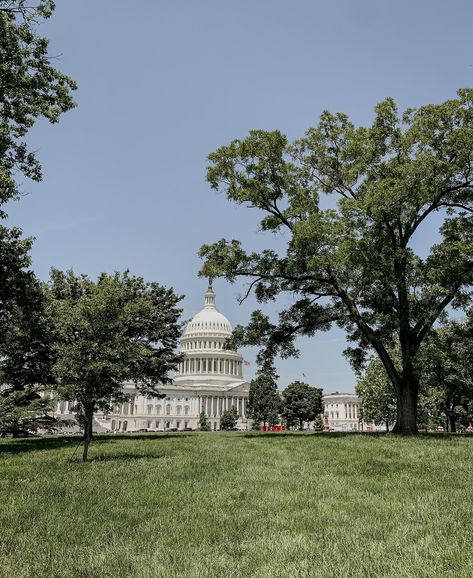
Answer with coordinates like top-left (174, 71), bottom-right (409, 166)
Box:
top-left (244, 360), bottom-right (251, 366)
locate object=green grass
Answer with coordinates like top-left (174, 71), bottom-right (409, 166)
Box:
top-left (1, 433), bottom-right (473, 578)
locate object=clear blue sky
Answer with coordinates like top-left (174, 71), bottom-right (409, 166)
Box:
top-left (6, 0), bottom-right (473, 392)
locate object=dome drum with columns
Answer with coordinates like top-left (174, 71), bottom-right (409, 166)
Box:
top-left (52, 281), bottom-right (251, 432)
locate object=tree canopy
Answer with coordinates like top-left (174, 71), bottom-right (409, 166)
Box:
top-left (49, 270), bottom-right (183, 460)
top-left (219, 407), bottom-right (238, 431)
top-left (247, 372), bottom-right (281, 428)
top-left (200, 90), bottom-right (473, 433)
top-left (281, 381), bottom-right (323, 430)
top-left (0, 0), bottom-right (77, 207)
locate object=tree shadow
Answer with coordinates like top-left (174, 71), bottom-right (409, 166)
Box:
top-left (0, 432), bottom-right (191, 456)
top-left (68, 452), bottom-right (166, 463)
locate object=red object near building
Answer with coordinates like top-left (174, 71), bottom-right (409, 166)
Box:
top-left (258, 425), bottom-right (285, 431)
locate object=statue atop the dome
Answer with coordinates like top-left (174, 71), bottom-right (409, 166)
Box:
top-left (204, 278), bottom-right (216, 308)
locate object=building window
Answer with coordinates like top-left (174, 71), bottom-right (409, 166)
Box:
top-left (184, 421), bottom-right (188, 429)
top-left (156, 420), bottom-right (160, 429)
top-left (166, 405), bottom-right (171, 415)
top-left (147, 420), bottom-right (152, 429)
top-left (177, 406), bottom-right (182, 415)
top-left (156, 405), bottom-right (161, 415)
top-left (184, 406), bottom-right (189, 415)
top-left (176, 421), bottom-right (181, 429)
top-left (147, 404), bottom-right (152, 415)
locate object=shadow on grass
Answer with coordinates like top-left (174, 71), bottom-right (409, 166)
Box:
top-left (0, 432), bottom-right (187, 456)
top-left (68, 452), bottom-right (166, 464)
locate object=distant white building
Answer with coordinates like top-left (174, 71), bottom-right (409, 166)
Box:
top-left (323, 392), bottom-right (363, 432)
top-left (53, 282), bottom-right (250, 432)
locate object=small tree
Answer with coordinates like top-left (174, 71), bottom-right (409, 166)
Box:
top-left (420, 319), bottom-right (473, 432)
top-left (281, 381), bottom-right (323, 430)
top-left (198, 411), bottom-right (211, 431)
top-left (50, 269), bottom-right (182, 461)
top-left (356, 360), bottom-right (397, 432)
top-left (247, 372), bottom-right (281, 428)
top-left (220, 407), bottom-right (239, 430)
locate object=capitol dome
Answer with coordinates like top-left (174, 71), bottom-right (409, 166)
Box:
top-left (175, 281), bottom-right (244, 385)
top-left (183, 284), bottom-right (232, 336)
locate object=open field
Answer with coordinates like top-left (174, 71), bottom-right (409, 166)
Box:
top-left (1, 433), bottom-right (473, 578)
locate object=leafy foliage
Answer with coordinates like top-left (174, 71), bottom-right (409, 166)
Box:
top-left (49, 269), bottom-right (183, 460)
top-left (357, 315), bottom-right (473, 432)
top-left (0, 227), bottom-right (61, 435)
top-left (281, 381), bottom-right (323, 430)
top-left (420, 316), bottom-right (473, 432)
top-left (198, 411), bottom-right (211, 431)
top-left (200, 90), bottom-right (473, 433)
top-left (356, 359), bottom-right (397, 431)
top-left (0, 1), bottom-right (77, 208)
top-left (219, 407), bottom-right (239, 430)
top-left (247, 372), bottom-right (281, 427)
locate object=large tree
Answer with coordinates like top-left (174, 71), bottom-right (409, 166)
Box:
top-left (0, 0), bottom-right (76, 206)
top-left (0, 1), bottom-right (76, 427)
top-left (281, 381), bottom-right (323, 430)
top-left (49, 270), bottom-right (183, 461)
top-left (200, 90), bottom-right (473, 433)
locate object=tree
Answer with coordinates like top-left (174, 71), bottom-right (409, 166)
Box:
top-left (0, 2), bottom-right (76, 429)
top-left (356, 359), bottom-right (397, 432)
top-left (247, 372), bottom-right (281, 428)
top-left (49, 270), bottom-right (183, 461)
top-left (0, 388), bottom-right (57, 437)
top-left (200, 90), bottom-right (473, 433)
top-left (0, 0), bottom-right (76, 206)
top-left (198, 411), bottom-right (211, 431)
top-left (420, 319), bottom-right (473, 432)
top-left (220, 407), bottom-right (239, 431)
top-left (0, 228), bottom-right (62, 436)
top-left (281, 381), bottom-right (323, 430)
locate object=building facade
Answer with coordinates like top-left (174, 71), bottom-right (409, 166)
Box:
top-left (323, 392), bottom-right (362, 432)
top-left (53, 282), bottom-right (250, 432)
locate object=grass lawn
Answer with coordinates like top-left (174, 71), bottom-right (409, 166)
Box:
top-left (1, 433), bottom-right (473, 578)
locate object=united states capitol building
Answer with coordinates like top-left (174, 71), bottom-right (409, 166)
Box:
top-left (54, 282), bottom-right (251, 432)
top-left (53, 282), bottom-right (366, 432)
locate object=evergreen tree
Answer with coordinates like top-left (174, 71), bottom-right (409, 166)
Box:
top-left (220, 407), bottom-right (239, 430)
top-left (49, 269), bottom-right (183, 461)
top-left (198, 411), bottom-right (211, 431)
top-left (247, 372), bottom-right (281, 428)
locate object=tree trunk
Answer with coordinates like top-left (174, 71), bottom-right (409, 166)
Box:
top-left (82, 404), bottom-right (94, 462)
top-left (392, 381), bottom-right (418, 434)
top-left (385, 421), bottom-right (389, 433)
top-left (449, 414), bottom-right (457, 433)
top-left (299, 418), bottom-right (304, 431)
